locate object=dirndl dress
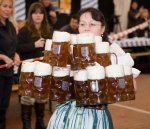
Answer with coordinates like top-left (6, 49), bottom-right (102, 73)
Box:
top-left (47, 101), bottom-right (114, 129)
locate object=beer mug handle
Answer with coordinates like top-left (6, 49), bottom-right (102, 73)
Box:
top-left (111, 53), bottom-right (118, 64)
top-left (69, 44), bottom-right (75, 62)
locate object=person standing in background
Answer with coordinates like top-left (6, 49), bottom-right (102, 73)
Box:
top-left (17, 2), bottom-right (52, 129)
top-left (127, 1), bottom-right (144, 38)
top-left (0, 0), bottom-right (20, 129)
top-left (60, 14), bottom-right (79, 34)
top-left (40, 0), bottom-right (57, 28)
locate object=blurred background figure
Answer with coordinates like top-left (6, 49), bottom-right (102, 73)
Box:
top-left (138, 8), bottom-right (150, 37)
top-left (17, 2), bottom-right (52, 129)
top-left (60, 14), bottom-right (79, 34)
top-left (127, 0), bottom-right (144, 38)
top-left (0, 0), bottom-right (20, 129)
top-left (40, 0), bottom-right (57, 28)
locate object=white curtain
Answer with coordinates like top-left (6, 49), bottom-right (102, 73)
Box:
top-left (114, 0), bottom-right (131, 32)
top-left (81, 0), bottom-right (98, 9)
top-left (15, 0), bottom-right (26, 20)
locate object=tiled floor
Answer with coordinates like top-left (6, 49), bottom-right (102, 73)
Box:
top-left (6, 74), bottom-right (150, 129)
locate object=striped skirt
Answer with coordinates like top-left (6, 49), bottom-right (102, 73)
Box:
top-left (47, 101), bottom-right (114, 129)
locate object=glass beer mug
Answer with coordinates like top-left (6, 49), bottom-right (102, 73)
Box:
top-left (51, 31), bottom-right (70, 67)
top-left (86, 64), bottom-right (107, 105)
top-left (123, 65), bottom-right (135, 101)
top-left (50, 66), bottom-right (74, 103)
top-left (43, 39), bottom-right (52, 64)
top-left (105, 64), bottom-right (126, 103)
top-left (19, 61), bottom-right (36, 97)
top-left (74, 69), bottom-right (88, 106)
top-left (33, 62), bottom-right (52, 101)
top-left (95, 41), bottom-right (115, 67)
top-left (76, 33), bottom-right (96, 69)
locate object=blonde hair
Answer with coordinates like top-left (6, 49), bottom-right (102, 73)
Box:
top-left (0, 0), bottom-right (14, 19)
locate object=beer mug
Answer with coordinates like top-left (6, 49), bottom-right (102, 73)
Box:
top-left (96, 42), bottom-right (116, 67)
top-left (74, 69), bottom-right (88, 106)
top-left (43, 39), bottom-right (52, 64)
top-left (51, 31), bottom-right (70, 67)
top-left (33, 62), bottom-right (52, 101)
top-left (123, 65), bottom-right (135, 101)
top-left (19, 61), bottom-right (36, 97)
top-left (86, 64), bottom-right (107, 105)
top-left (105, 64), bottom-right (125, 103)
top-left (50, 66), bottom-right (73, 103)
top-left (76, 33), bottom-right (96, 69)
top-left (69, 34), bottom-right (78, 70)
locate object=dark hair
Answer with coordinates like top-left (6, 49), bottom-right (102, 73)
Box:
top-left (77, 8), bottom-right (109, 41)
top-left (70, 14), bottom-right (77, 20)
top-left (26, 2), bottom-right (52, 37)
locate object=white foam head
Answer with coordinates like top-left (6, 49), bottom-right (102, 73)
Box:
top-left (105, 64), bottom-right (124, 77)
top-left (95, 36), bottom-right (102, 44)
top-left (77, 33), bottom-right (95, 44)
top-left (86, 64), bottom-right (105, 80)
top-left (21, 61), bottom-right (36, 72)
top-left (123, 65), bottom-right (132, 75)
top-left (34, 62), bottom-right (52, 76)
top-left (52, 66), bottom-right (70, 77)
top-left (74, 69), bottom-right (87, 81)
top-left (45, 39), bottom-right (52, 51)
top-left (95, 42), bottom-right (110, 53)
top-left (70, 34), bottom-right (77, 45)
top-left (52, 31), bottom-right (70, 42)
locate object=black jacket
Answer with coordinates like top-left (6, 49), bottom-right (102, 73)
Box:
top-left (0, 20), bottom-right (17, 77)
top-left (17, 27), bottom-right (52, 60)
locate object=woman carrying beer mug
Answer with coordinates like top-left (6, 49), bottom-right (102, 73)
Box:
top-left (47, 8), bottom-right (138, 129)
top-left (17, 2), bottom-right (52, 129)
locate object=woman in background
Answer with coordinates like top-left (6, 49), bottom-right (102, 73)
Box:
top-left (0, 0), bottom-right (20, 129)
top-left (17, 2), bottom-right (52, 129)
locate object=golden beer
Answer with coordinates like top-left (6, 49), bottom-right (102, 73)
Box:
top-left (33, 75), bottom-right (51, 100)
top-left (124, 75), bottom-right (135, 100)
top-left (19, 62), bottom-right (36, 97)
top-left (19, 72), bottom-right (34, 97)
top-left (96, 53), bottom-right (111, 67)
top-left (95, 41), bottom-right (112, 67)
top-left (87, 79), bottom-right (107, 105)
top-left (123, 65), bottom-right (135, 101)
top-left (51, 31), bottom-right (70, 67)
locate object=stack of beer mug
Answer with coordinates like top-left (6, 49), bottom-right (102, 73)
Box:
top-left (49, 31), bottom-right (75, 103)
top-left (21, 31), bottom-right (135, 106)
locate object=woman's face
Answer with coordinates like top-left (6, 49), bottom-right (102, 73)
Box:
top-left (0, 0), bottom-right (13, 21)
top-left (78, 12), bottom-right (105, 36)
top-left (32, 9), bottom-right (44, 25)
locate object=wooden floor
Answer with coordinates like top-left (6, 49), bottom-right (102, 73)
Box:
top-left (6, 74), bottom-right (150, 129)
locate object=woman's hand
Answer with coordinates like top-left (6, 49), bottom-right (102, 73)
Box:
top-left (14, 53), bottom-right (21, 66)
top-left (3, 55), bottom-right (14, 68)
top-left (34, 38), bottom-right (45, 48)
